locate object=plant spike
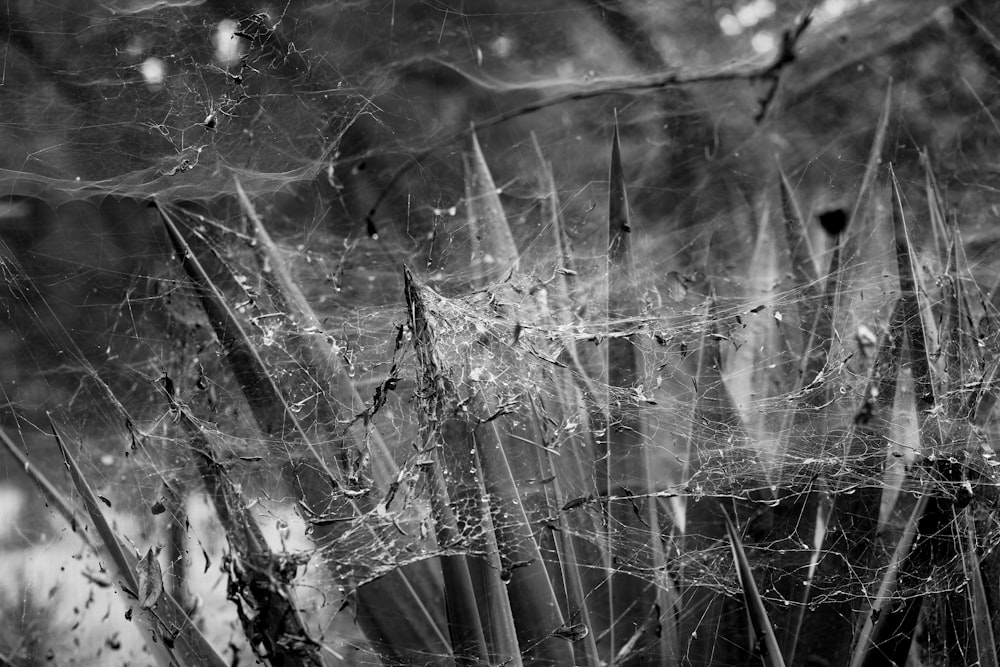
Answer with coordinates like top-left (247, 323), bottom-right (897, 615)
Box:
top-left (781, 475), bottom-right (834, 666)
top-left (889, 167), bottom-right (941, 445)
top-left (776, 161), bottom-right (837, 403)
top-left (171, 410), bottom-right (323, 666)
top-left (235, 178), bottom-right (398, 487)
top-left (156, 201), bottom-right (338, 480)
top-left (156, 203), bottom-right (453, 663)
top-left (720, 505), bottom-right (786, 667)
top-left (674, 288), bottom-right (747, 536)
top-left (599, 116), bottom-right (667, 665)
top-left (727, 192), bottom-right (784, 482)
top-left (404, 266), bottom-right (525, 666)
top-left (405, 266), bottom-right (574, 665)
top-left (526, 395), bottom-right (603, 667)
top-left (41, 419), bottom-right (229, 667)
top-left (462, 133), bottom-right (578, 662)
top-left (530, 134), bottom-right (619, 664)
top-left (848, 491), bottom-right (930, 667)
top-left (847, 80), bottom-right (893, 259)
top-left (529, 131), bottom-right (599, 396)
top-left (777, 161), bottom-right (820, 293)
top-left (466, 127), bottom-right (519, 286)
top-left (964, 514), bottom-right (999, 667)
top-left (923, 148), bottom-right (949, 264)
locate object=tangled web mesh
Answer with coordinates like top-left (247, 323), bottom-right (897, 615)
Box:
top-left (4, 0), bottom-right (1000, 664)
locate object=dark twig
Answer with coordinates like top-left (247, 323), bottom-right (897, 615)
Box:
top-left (364, 10), bottom-right (815, 233)
top-left (754, 4), bottom-right (817, 122)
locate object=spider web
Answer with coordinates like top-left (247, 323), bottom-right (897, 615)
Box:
top-left (2, 0), bottom-right (1000, 665)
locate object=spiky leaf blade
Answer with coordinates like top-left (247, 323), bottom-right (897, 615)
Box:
top-left (158, 204), bottom-right (452, 662)
top-left (45, 419), bottom-right (227, 667)
top-left (404, 267), bottom-right (523, 665)
top-left (466, 129), bottom-right (519, 285)
top-left (720, 505), bottom-right (786, 667)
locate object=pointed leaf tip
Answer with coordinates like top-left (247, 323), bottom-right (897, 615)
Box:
top-left (466, 128), bottom-right (519, 283)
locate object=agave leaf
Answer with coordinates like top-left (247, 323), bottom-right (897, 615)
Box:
top-left (525, 399), bottom-right (603, 667)
top-left (529, 134), bottom-right (604, 498)
top-left (818, 98), bottom-right (892, 419)
top-left (0, 427), bottom-right (93, 549)
top-left (777, 162), bottom-right (820, 291)
top-left (781, 476), bottom-right (834, 665)
top-left (404, 266), bottom-right (524, 667)
top-left (157, 204), bottom-right (453, 662)
top-left (964, 513), bottom-right (999, 667)
top-left (528, 137), bottom-right (617, 663)
top-left (405, 267), bottom-right (572, 664)
top-left (942, 230), bottom-right (969, 418)
top-left (425, 457), bottom-right (491, 665)
top-left (879, 366), bottom-right (921, 531)
top-left (42, 419), bottom-right (228, 667)
top-left (172, 410), bottom-right (323, 666)
top-left (235, 179), bottom-right (397, 487)
top-left (720, 505), bottom-right (786, 667)
top-left (809, 235), bottom-right (840, 390)
top-left (674, 291), bottom-right (748, 537)
top-left (464, 133), bottom-right (577, 662)
top-left (879, 167), bottom-right (947, 523)
top-left (777, 163), bottom-right (839, 405)
top-left (848, 490), bottom-right (930, 667)
top-left (938, 213), bottom-right (989, 426)
top-left (529, 132), bottom-right (600, 398)
top-left (848, 81), bottom-right (893, 242)
top-left (466, 128), bottom-right (519, 285)
top-left (889, 168), bottom-right (940, 440)
top-left (156, 202), bottom-right (336, 478)
top-left (834, 82), bottom-right (893, 333)
top-left (972, 358), bottom-right (1000, 428)
top-left (726, 194), bottom-right (785, 480)
top-left (479, 418), bottom-right (575, 665)
top-left (531, 133), bottom-right (577, 303)
top-left (599, 118), bottom-right (668, 663)
top-left (923, 149), bottom-right (950, 264)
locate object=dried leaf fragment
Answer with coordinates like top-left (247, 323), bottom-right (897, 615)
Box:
top-left (136, 547), bottom-right (163, 610)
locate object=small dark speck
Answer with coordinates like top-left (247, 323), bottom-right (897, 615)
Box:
top-left (818, 208), bottom-right (849, 236)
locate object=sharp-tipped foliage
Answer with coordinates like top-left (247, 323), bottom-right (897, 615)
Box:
top-left (6, 19), bottom-right (1000, 667)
